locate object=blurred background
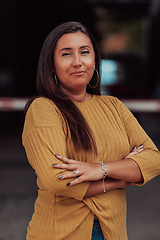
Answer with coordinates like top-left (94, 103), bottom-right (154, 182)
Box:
top-left (0, 0), bottom-right (160, 239)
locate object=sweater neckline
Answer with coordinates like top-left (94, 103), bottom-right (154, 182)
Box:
top-left (74, 94), bottom-right (96, 105)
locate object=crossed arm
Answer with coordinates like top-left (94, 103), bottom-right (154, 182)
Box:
top-left (53, 145), bottom-right (144, 197)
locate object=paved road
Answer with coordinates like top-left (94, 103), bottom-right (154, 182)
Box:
top-left (0, 112), bottom-right (160, 240)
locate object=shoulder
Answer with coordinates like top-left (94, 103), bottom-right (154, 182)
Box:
top-left (95, 95), bottom-right (132, 118)
top-left (28, 97), bottom-right (61, 116)
top-left (97, 95), bottom-right (136, 123)
top-left (24, 97), bottom-right (64, 129)
top-left (95, 95), bottom-right (122, 108)
top-left (29, 97), bottom-right (58, 111)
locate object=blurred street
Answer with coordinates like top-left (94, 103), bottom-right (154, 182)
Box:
top-left (0, 111), bottom-right (160, 240)
top-left (1, 0), bottom-right (160, 239)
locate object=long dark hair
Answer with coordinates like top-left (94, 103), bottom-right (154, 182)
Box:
top-left (26, 22), bottom-right (101, 151)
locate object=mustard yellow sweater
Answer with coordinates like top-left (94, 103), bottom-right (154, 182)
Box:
top-left (22, 95), bottom-right (160, 240)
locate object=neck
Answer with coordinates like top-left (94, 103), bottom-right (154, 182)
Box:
top-left (60, 86), bottom-right (92, 102)
top-left (72, 92), bottom-right (92, 102)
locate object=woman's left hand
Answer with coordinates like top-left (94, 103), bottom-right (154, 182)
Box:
top-left (53, 144), bottom-right (144, 186)
top-left (53, 155), bottom-right (104, 186)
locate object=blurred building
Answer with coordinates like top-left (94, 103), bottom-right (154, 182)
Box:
top-left (0, 0), bottom-right (160, 99)
top-left (0, 2), bottom-right (160, 240)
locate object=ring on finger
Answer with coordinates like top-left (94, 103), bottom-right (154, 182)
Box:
top-left (75, 170), bottom-right (80, 176)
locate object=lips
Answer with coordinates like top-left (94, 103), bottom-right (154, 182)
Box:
top-left (71, 71), bottom-right (86, 76)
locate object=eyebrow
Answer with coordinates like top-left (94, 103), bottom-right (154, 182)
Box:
top-left (59, 45), bottom-right (91, 52)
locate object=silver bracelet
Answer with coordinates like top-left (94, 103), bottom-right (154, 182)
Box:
top-left (98, 161), bottom-right (107, 192)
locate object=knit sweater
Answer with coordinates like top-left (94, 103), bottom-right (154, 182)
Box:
top-left (22, 95), bottom-right (160, 240)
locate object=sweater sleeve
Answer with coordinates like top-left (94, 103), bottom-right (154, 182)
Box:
top-left (118, 98), bottom-right (160, 185)
top-left (22, 98), bottom-right (90, 201)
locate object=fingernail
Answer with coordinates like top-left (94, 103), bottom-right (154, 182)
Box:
top-left (133, 145), bottom-right (136, 149)
top-left (52, 164), bottom-right (57, 166)
top-left (67, 182), bottom-right (71, 186)
top-left (58, 175), bottom-right (63, 179)
top-left (139, 144), bottom-right (143, 147)
top-left (55, 154), bottom-right (60, 157)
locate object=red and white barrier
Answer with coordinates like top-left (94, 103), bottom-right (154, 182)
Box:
top-left (122, 99), bottom-right (160, 113)
top-left (0, 98), bottom-right (160, 112)
top-left (0, 98), bottom-right (28, 111)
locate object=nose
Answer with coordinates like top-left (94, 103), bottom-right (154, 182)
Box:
top-left (72, 53), bottom-right (82, 67)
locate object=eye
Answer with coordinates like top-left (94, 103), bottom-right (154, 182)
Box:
top-left (81, 50), bottom-right (90, 54)
top-left (62, 52), bottom-right (71, 56)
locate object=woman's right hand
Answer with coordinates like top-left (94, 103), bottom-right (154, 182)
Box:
top-left (117, 144), bottom-right (144, 188)
top-left (118, 180), bottom-right (134, 189)
top-left (125, 144), bottom-right (143, 159)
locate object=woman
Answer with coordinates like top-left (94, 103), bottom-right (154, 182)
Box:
top-left (22, 22), bottom-right (160, 240)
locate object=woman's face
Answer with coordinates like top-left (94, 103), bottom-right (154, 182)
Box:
top-left (53, 32), bottom-right (95, 94)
